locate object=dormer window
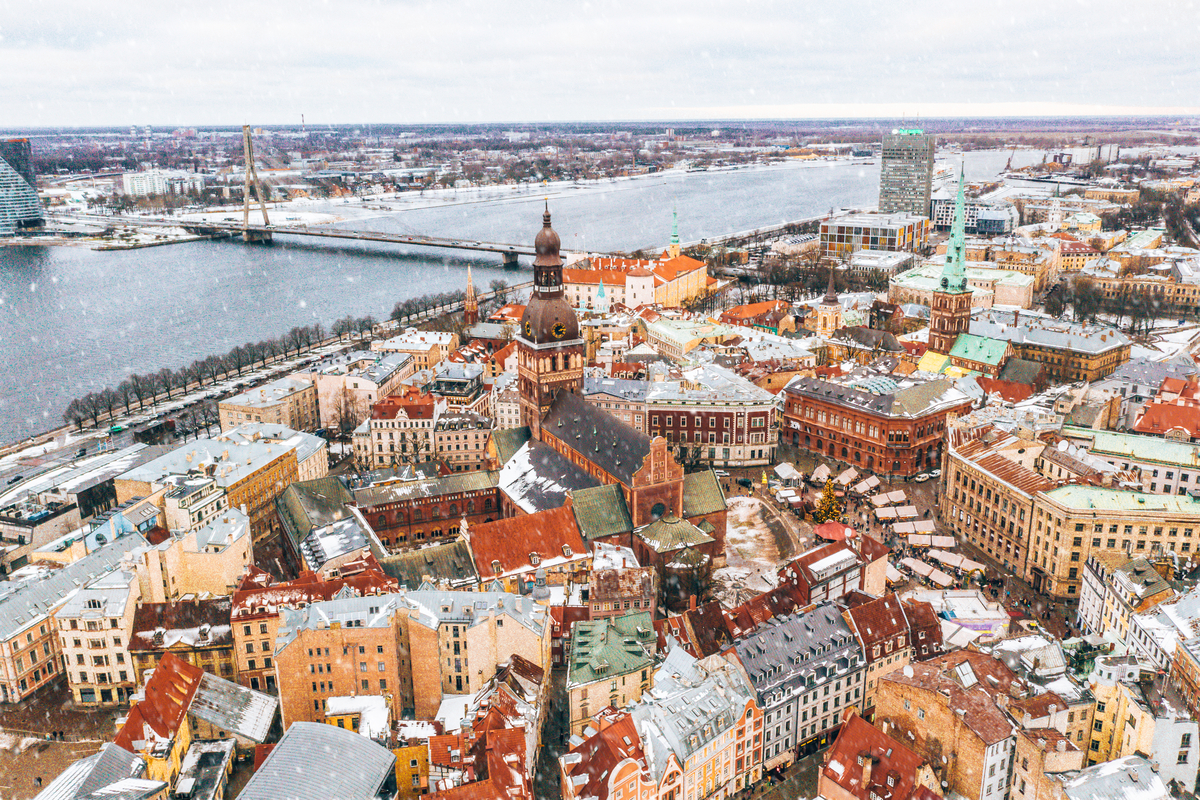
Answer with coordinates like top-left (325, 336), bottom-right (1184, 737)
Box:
top-left (492, 560), bottom-right (502, 574)
top-left (562, 545), bottom-right (572, 558)
top-left (529, 552), bottom-right (541, 566)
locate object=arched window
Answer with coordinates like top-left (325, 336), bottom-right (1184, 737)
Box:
top-left (448, 504), bottom-right (458, 517)
top-left (377, 515), bottom-right (386, 529)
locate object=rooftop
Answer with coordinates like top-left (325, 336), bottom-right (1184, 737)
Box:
top-left (219, 376), bottom-right (312, 409)
top-left (237, 722), bottom-right (396, 800)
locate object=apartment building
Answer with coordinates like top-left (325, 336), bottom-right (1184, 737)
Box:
top-left (54, 569), bottom-right (140, 706)
top-left (273, 589), bottom-right (548, 725)
top-left (434, 412), bottom-right (492, 472)
top-left (128, 597), bottom-right (236, 685)
top-left (218, 376), bottom-right (318, 432)
top-left (0, 533), bottom-right (145, 703)
top-left (843, 594), bottom-right (912, 713)
top-left (820, 212), bottom-right (930, 258)
top-left (734, 603), bottom-right (865, 770)
top-left (371, 329), bottom-right (458, 370)
top-left (361, 390), bottom-right (444, 469)
top-left (121, 509), bottom-right (252, 602)
top-left (231, 563), bottom-right (397, 693)
top-left (296, 350), bottom-right (414, 431)
top-left (566, 612), bottom-right (656, 736)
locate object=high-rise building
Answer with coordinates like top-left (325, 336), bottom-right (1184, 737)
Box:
top-left (879, 129), bottom-right (935, 217)
top-left (0, 138), bottom-right (43, 234)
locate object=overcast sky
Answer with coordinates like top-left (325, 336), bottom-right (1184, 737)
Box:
top-left (4, 0), bottom-right (1199, 127)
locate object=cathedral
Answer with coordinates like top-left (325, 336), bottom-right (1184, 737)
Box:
top-left (485, 207), bottom-right (728, 557)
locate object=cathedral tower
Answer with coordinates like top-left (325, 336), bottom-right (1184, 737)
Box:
top-left (928, 164), bottom-right (973, 355)
top-left (463, 265), bottom-right (479, 325)
top-left (517, 204), bottom-right (584, 439)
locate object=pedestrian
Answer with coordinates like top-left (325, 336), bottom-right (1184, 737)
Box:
top-left (35, 777), bottom-right (42, 788)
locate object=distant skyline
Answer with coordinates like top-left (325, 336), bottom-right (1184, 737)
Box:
top-left (4, 0), bottom-right (1200, 128)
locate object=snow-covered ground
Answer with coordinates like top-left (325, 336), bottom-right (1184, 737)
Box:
top-left (712, 496), bottom-right (792, 607)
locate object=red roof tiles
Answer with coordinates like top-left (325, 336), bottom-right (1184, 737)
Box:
top-left (466, 505), bottom-right (586, 580)
top-left (821, 711), bottom-right (939, 800)
top-left (114, 652), bottom-right (202, 754)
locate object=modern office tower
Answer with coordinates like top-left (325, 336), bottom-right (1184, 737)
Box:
top-left (879, 129), bottom-right (935, 217)
top-left (0, 138), bottom-right (43, 234)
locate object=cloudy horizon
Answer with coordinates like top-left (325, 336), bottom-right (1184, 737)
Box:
top-left (4, 0), bottom-right (1199, 128)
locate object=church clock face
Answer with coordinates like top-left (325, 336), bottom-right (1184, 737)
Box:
top-left (524, 321), bottom-right (533, 338)
top-left (552, 322), bottom-right (567, 340)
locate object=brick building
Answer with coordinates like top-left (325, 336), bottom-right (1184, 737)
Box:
top-left (842, 594), bottom-right (912, 715)
top-left (273, 590), bottom-right (548, 725)
top-left (352, 471), bottom-right (502, 549)
top-left (782, 374), bottom-right (973, 477)
top-left (231, 562), bottom-right (397, 693)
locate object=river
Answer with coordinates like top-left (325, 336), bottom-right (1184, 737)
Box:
top-left (0, 148), bottom-right (1025, 444)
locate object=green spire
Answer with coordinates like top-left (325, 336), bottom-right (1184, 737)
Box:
top-left (941, 163), bottom-right (969, 294)
top-left (671, 206), bottom-right (679, 245)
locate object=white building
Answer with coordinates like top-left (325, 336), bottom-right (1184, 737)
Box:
top-left (121, 170), bottom-right (205, 197)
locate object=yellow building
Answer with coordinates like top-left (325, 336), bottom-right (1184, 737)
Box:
top-left (1086, 654), bottom-right (1199, 787)
top-left (54, 570), bottom-right (140, 706)
top-left (1085, 187), bottom-right (1140, 203)
top-left (218, 377), bottom-right (319, 432)
top-left (123, 510), bottom-right (252, 603)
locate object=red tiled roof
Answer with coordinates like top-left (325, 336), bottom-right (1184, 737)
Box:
top-left (232, 567), bottom-right (397, 618)
top-left (880, 650), bottom-right (1020, 745)
top-left (721, 300), bottom-right (789, 321)
top-left (114, 652), bottom-right (202, 753)
top-left (372, 389), bottom-right (438, 420)
top-left (844, 593), bottom-right (909, 657)
top-left (561, 712), bottom-right (647, 800)
top-left (466, 505), bottom-right (585, 580)
top-left (550, 605), bottom-right (590, 639)
top-left (821, 711), bottom-right (937, 800)
top-left (727, 583), bottom-right (806, 638)
top-left (977, 377), bottom-right (1036, 404)
top-left (562, 268), bottom-right (637, 288)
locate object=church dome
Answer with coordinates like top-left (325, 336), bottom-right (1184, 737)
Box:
top-left (520, 295), bottom-right (579, 344)
top-left (533, 205), bottom-right (561, 266)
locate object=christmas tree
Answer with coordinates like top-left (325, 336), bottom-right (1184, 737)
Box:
top-left (813, 479), bottom-right (842, 523)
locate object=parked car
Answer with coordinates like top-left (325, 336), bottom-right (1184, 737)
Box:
top-left (714, 469), bottom-right (730, 477)
top-left (913, 472), bottom-right (932, 483)
top-left (930, 469), bottom-right (942, 478)
top-left (736, 477), bottom-right (754, 489)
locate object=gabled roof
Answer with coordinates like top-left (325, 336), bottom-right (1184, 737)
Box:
top-left (129, 597), bottom-right (233, 653)
top-left (999, 357), bottom-right (1044, 385)
top-left (499, 440), bottom-right (599, 515)
top-left (467, 506), bottom-right (586, 580)
top-left (379, 539), bottom-right (480, 588)
top-left (571, 484), bottom-right (634, 543)
top-left (821, 711), bottom-right (934, 800)
top-left (543, 390), bottom-right (651, 486)
top-left (682, 470), bottom-right (726, 517)
top-left (949, 333), bottom-right (1010, 366)
top-left (190, 671), bottom-right (279, 743)
top-left (114, 652), bottom-right (203, 754)
top-left (489, 426), bottom-right (532, 467)
top-left (561, 712), bottom-right (647, 800)
top-left (237, 722), bottom-right (396, 800)
top-left (844, 593), bottom-right (910, 655)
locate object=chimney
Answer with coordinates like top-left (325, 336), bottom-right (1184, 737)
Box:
top-left (862, 756), bottom-right (873, 789)
top-left (1056, 739), bottom-right (1066, 752)
top-left (1013, 309), bottom-right (1020, 327)
top-left (689, 595), bottom-right (697, 612)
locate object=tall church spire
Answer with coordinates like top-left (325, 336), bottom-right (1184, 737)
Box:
top-left (822, 266), bottom-right (838, 305)
top-left (940, 163), bottom-right (969, 294)
top-left (463, 264), bottom-right (478, 324)
top-left (669, 206), bottom-right (681, 259)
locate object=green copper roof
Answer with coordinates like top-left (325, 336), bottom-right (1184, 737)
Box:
top-left (572, 484), bottom-right (634, 543)
top-left (1044, 485), bottom-right (1200, 513)
top-left (949, 333), bottom-right (1010, 365)
top-left (567, 612), bottom-right (656, 688)
top-left (682, 470), bottom-right (727, 517)
top-left (940, 163), bottom-right (970, 294)
top-left (637, 515), bottom-right (713, 553)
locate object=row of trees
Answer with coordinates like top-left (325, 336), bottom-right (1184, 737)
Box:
top-left (390, 290), bottom-right (466, 322)
top-left (1045, 275), bottom-right (1168, 336)
top-left (61, 319), bottom-right (376, 431)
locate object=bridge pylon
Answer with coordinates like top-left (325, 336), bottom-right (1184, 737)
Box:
top-left (502, 251), bottom-right (520, 269)
top-left (242, 125), bottom-right (272, 244)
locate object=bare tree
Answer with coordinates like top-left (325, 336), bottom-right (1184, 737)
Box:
top-left (129, 374), bottom-right (154, 410)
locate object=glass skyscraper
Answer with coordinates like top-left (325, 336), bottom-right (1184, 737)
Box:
top-left (878, 129), bottom-right (935, 217)
top-left (0, 138), bottom-right (43, 235)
